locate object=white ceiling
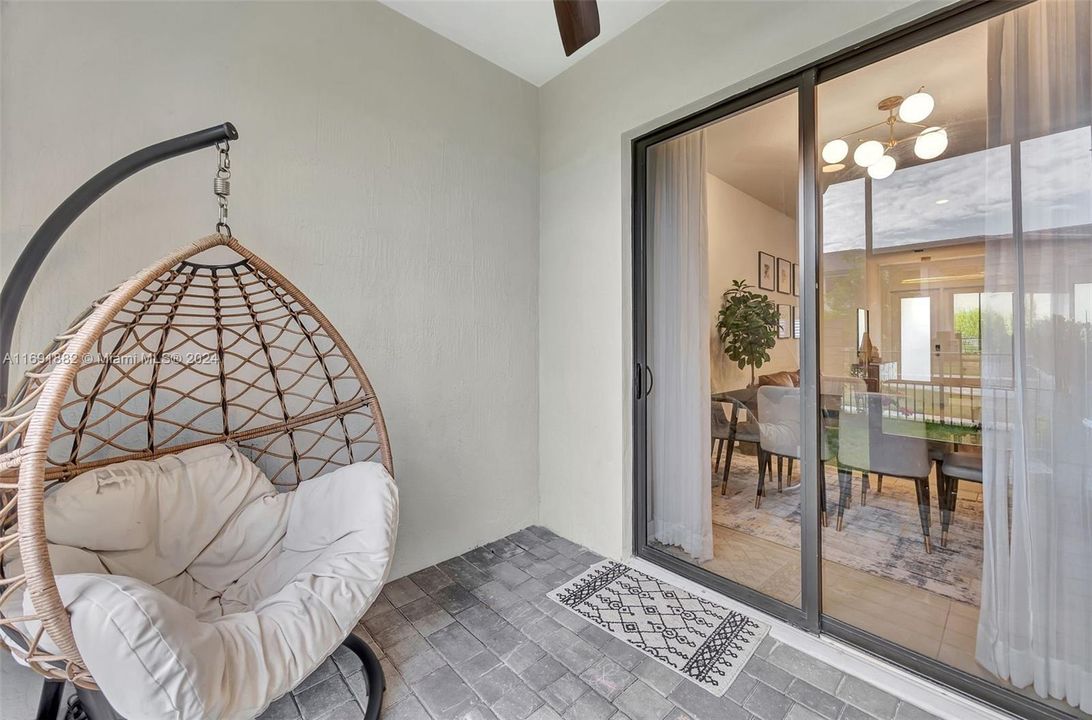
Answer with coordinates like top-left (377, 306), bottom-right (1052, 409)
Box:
top-left (379, 0), bottom-right (667, 86)
top-left (705, 93), bottom-right (799, 218)
top-left (705, 21), bottom-right (988, 217)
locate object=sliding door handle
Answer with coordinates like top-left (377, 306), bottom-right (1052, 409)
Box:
top-left (635, 364), bottom-right (655, 399)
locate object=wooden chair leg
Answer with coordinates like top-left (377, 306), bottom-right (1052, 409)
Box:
top-left (935, 467), bottom-right (947, 547)
top-left (787, 457), bottom-right (794, 487)
top-left (913, 475), bottom-right (933, 553)
top-left (721, 439), bottom-right (735, 495)
top-left (777, 456), bottom-right (784, 492)
top-left (876, 473), bottom-right (883, 494)
top-left (755, 449), bottom-right (768, 508)
top-left (835, 467), bottom-right (851, 531)
top-left (860, 472), bottom-right (869, 506)
top-left (942, 476), bottom-right (959, 548)
top-left (713, 438), bottom-right (723, 472)
top-left (819, 461), bottom-right (828, 527)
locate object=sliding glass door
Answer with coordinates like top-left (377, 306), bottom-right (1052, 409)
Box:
top-left (633, 1), bottom-right (1090, 718)
top-left (641, 89), bottom-right (803, 611)
top-left (816, 2), bottom-right (1090, 715)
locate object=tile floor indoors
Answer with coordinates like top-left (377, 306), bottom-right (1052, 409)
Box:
top-left (1, 526), bottom-right (941, 720)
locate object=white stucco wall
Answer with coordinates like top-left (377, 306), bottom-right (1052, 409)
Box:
top-left (537, 0), bottom-right (955, 559)
top-left (0, 1), bottom-right (540, 579)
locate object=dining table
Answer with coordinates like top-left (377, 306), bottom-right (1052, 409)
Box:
top-left (711, 384), bottom-right (983, 540)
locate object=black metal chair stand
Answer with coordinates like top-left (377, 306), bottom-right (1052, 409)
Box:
top-left (34, 635), bottom-right (386, 720)
top-left (344, 632), bottom-right (386, 720)
top-left (36, 679), bottom-right (65, 720)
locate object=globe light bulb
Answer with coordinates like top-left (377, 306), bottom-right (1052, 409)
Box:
top-left (853, 140), bottom-right (885, 168)
top-left (899, 91), bottom-right (935, 123)
top-left (822, 139), bottom-right (849, 164)
top-left (867, 154), bottom-right (897, 180)
top-left (914, 127), bottom-right (948, 160)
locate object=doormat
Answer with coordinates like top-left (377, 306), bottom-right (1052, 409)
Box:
top-left (549, 561), bottom-right (768, 696)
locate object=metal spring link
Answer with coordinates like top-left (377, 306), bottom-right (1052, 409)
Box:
top-left (214, 141), bottom-right (232, 236)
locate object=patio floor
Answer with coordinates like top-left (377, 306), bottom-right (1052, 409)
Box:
top-left (0, 526), bottom-right (941, 720)
top-left (259, 526), bottom-right (939, 720)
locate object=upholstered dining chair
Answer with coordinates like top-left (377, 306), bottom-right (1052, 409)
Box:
top-left (712, 398), bottom-right (770, 496)
top-left (756, 386), bottom-right (833, 524)
top-left (836, 392), bottom-right (935, 552)
top-left (938, 450), bottom-right (983, 547)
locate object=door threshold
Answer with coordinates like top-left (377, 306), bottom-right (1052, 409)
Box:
top-left (629, 556), bottom-right (1016, 720)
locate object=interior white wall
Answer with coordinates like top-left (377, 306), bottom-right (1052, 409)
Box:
top-left (0, 0), bottom-right (540, 580)
top-left (537, 0), bottom-right (957, 559)
top-left (707, 173), bottom-right (799, 391)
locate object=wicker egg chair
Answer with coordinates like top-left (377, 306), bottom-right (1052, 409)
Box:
top-left (0, 125), bottom-right (394, 720)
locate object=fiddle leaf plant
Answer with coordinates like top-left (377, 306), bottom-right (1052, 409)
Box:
top-left (716, 279), bottom-right (779, 386)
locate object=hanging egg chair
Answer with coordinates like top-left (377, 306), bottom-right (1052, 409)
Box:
top-left (0, 125), bottom-right (396, 720)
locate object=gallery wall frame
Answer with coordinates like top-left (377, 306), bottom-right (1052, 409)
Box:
top-left (777, 257), bottom-right (792, 294)
top-left (758, 251), bottom-right (776, 291)
top-left (778, 304), bottom-right (793, 339)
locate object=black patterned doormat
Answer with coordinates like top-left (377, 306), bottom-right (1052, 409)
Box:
top-left (549, 561), bottom-right (768, 696)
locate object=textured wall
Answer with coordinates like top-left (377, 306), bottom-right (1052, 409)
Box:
top-left (0, 1), bottom-right (540, 579)
top-left (537, 0), bottom-right (954, 559)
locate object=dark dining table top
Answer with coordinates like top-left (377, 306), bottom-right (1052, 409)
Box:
top-left (711, 387), bottom-right (756, 404)
top-left (711, 386), bottom-right (982, 447)
top-left (711, 387), bottom-right (758, 419)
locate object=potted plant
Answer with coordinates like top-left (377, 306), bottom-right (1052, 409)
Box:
top-left (716, 279), bottom-right (779, 386)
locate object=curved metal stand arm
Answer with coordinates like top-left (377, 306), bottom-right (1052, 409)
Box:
top-left (342, 632), bottom-right (386, 720)
top-left (0, 122), bottom-right (238, 407)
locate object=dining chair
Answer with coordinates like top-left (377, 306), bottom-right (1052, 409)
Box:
top-left (712, 398), bottom-right (770, 497)
top-left (836, 392), bottom-right (935, 552)
top-left (756, 386), bottom-right (832, 524)
top-left (938, 450), bottom-right (982, 547)
top-left (820, 375), bottom-right (868, 505)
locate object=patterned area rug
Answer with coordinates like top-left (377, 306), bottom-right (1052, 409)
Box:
top-left (712, 451), bottom-right (983, 605)
top-left (549, 561), bottom-right (768, 696)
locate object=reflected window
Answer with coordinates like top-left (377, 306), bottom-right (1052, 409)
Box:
top-left (872, 146), bottom-right (1013, 250)
top-left (900, 296), bottom-right (932, 381)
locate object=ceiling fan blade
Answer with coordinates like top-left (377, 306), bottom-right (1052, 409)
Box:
top-left (554, 0), bottom-right (601, 57)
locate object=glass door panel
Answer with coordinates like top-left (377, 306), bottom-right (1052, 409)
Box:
top-left (817, 1), bottom-right (1091, 715)
top-left (644, 90), bottom-right (802, 608)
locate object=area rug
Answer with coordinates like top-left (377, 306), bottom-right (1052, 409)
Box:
top-left (549, 561), bottom-right (768, 696)
top-left (712, 451), bottom-right (983, 605)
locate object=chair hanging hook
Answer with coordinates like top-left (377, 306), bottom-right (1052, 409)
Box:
top-left (214, 140), bottom-right (232, 237)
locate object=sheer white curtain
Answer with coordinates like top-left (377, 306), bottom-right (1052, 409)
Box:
top-left (978, 0), bottom-right (1092, 711)
top-left (647, 131), bottom-right (713, 562)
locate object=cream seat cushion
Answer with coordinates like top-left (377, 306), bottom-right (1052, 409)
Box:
top-left (6, 443), bottom-right (398, 720)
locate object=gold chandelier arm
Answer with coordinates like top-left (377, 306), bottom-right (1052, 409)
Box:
top-left (833, 118), bottom-right (890, 140)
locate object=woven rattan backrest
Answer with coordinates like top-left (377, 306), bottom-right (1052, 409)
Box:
top-left (0, 234), bottom-right (391, 687)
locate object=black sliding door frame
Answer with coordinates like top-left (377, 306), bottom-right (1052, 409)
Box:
top-left (633, 73), bottom-right (808, 631)
top-left (631, 1), bottom-right (1076, 718)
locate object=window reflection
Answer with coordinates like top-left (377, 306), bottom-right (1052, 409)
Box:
top-left (819, 2), bottom-right (1091, 716)
top-left (872, 146), bottom-right (1012, 249)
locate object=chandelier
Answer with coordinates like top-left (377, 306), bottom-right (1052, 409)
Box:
top-left (821, 90), bottom-right (948, 180)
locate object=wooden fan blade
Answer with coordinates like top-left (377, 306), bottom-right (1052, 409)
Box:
top-left (554, 0), bottom-right (600, 57)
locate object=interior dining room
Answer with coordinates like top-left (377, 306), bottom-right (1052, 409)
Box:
top-left (643, 2), bottom-right (1091, 716)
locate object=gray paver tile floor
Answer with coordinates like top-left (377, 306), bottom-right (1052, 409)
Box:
top-left (0, 526), bottom-right (938, 720)
top-left (258, 526), bottom-right (938, 720)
